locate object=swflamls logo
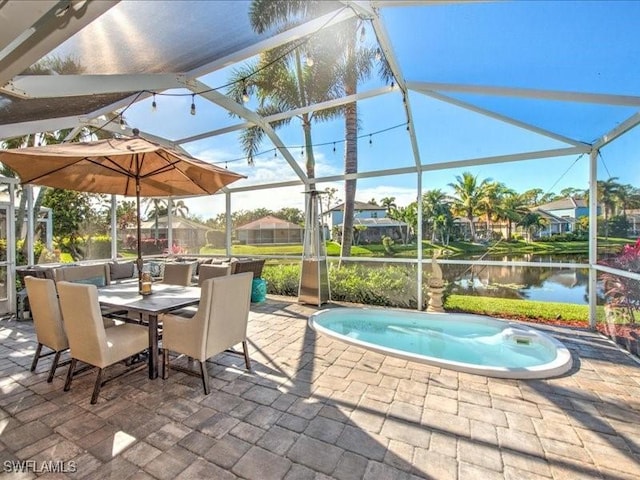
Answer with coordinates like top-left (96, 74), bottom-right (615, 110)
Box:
top-left (3, 460), bottom-right (77, 473)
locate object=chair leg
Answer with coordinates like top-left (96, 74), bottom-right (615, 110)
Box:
top-left (162, 349), bottom-right (169, 380)
top-left (47, 351), bottom-right (62, 383)
top-left (91, 368), bottom-right (104, 405)
top-left (242, 340), bottom-right (251, 371)
top-left (31, 343), bottom-right (43, 372)
top-left (64, 358), bottom-right (77, 392)
top-left (199, 360), bottom-right (210, 395)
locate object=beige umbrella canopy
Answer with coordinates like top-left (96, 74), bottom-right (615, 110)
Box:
top-left (0, 134), bottom-right (245, 285)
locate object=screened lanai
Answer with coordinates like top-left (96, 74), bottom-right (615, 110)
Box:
top-left (1, 0), bottom-right (640, 327)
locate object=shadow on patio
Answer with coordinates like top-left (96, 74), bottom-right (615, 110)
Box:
top-left (1, 298), bottom-right (639, 479)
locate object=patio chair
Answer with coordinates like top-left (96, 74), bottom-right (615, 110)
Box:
top-left (24, 277), bottom-right (69, 383)
top-left (161, 272), bottom-right (253, 394)
top-left (57, 281), bottom-right (149, 404)
top-left (197, 263), bottom-right (231, 286)
top-left (160, 262), bottom-right (193, 286)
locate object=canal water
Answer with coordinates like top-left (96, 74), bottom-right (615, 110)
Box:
top-left (440, 254), bottom-right (591, 305)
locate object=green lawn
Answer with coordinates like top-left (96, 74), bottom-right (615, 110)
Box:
top-left (198, 237), bottom-right (630, 258)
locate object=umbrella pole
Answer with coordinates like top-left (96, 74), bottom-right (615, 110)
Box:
top-left (136, 176), bottom-right (143, 294)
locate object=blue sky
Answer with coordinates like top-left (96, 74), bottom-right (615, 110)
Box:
top-left (122, 1), bottom-right (640, 220)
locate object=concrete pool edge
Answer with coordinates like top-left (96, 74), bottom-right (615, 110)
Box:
top-left (308, 308), bottom-right (574, 380)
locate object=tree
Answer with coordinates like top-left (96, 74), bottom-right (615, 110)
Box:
top-left (380, 196), bottom-right (397, 215)
top-left (244, 0), bottom-right (387, 260)
top-left (449, 172), bottom-right (490, 242)
top-left (274, 207), bottom-right (305, 225)
top-left (597, 177), bottom-right (621, 238)
top-left (499, 193), bottom-right (529, 240)
top-left (479, 181), bottom-right (513, 239)
top-left (518, 212), bottom-right (547, 242)
top-left (41, 189), bottom-right (93, 260)
top-left (322, 187), bottom-right (340, 213)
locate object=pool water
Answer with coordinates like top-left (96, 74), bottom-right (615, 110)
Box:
top-left (309, 308), bottom-right (573, 379)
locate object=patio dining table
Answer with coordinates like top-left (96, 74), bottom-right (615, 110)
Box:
top-left (98, 282), bottom-right (201, 379)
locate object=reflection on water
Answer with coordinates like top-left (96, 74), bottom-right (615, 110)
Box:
top-left (440, 254), bottom-right (590, 305)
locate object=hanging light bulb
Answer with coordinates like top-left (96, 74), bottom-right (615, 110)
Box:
top-left (369, 134), bottom-right (373, 146)
top-left (333, 142), bottom-right (336, 154)
top-left (190, 94), bottom-right (196, 115)
top-left (242, 81), bottom-right (250, 103)
top-left (360, 25), bottom-right (366, 43)
top-left (390, 80), bottom-right (395, 90)
top-left (375, 48), bottom-right (382, 61)
top-left (306, 56), bottom-right (314, 67)
top-left (119, 115), bottom-right (126, 130)
top-left (151, 93), bottom-right (157, 111)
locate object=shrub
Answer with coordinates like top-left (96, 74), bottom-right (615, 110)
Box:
top-left (83, 235), bottom-right (111, 260)
top-left (263, 262), bottom-right (428, 309)
top-left (262, 263), bottom-right (300, 296)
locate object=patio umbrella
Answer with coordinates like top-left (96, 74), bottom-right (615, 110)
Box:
top-left (0, 134), bottom-right (245, 288)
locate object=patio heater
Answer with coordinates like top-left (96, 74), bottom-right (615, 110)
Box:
top-left (298, 190), bottom-right (330, 306)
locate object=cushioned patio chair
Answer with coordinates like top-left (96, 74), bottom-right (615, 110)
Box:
top-left (161, 262), bottom-right (193, 286)
top-left (24, 277), bottom-right (69, 383)
top-left (161, 272), bottom-right (253, 394)
top-left (197, 263), bottom-right (231, 286)
top-left (57, 281), bottom-right (149, 404)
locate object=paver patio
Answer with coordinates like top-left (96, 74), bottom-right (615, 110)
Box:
top-left (0, 297), bottom-right (639, 479)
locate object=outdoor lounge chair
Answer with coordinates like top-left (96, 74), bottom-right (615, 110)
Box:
top-left (57, 281), bottom-right (149, 404)
top-left (161, 272), bottom-right (253, 394)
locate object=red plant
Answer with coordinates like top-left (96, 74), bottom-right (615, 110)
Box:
top-left (600, 238), bottom-right (640, 322)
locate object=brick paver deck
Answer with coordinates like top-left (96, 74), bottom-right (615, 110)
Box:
top-left (1, 298), bottom-right (639, 479)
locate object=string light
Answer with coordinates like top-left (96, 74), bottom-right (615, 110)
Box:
top-left (369, 134), bottom-right (372, 146)
top-left (210, 121), bottom-right (408, 166)
top-left (119, 115), bottom-right (126, 130)
top-left (375, 48), bottom-right (382, 61)
top-left (306, 56), bottom-right (314, 67)
top-left (360, 25), bottom-right (366, 43)
top-left (151, 93), bottom-right (157, 112)
top-left (190, 94), bottom-right (196, 115)
top-left (242, 81), bottom-right (250, 103)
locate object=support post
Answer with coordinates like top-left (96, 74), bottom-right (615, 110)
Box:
top-left (167, 198), bottom-right (173, 254)
top-left (26, 185), bottom-right (34, 266)
top-left (110, 195), bottom-right (117, 259)
top-left (417, 173), bottom-right (423, 310)
top-left (225, 192), bottom-right (232, 258)
top-left (588, 149), bottom-right (598, 329)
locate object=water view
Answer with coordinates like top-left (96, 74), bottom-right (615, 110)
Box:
top-left (441, 254), bottom-right (590, 305)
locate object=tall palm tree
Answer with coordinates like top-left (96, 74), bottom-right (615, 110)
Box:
top-left (597, 177), bottom-right (620, 238)
top-left (449, 172), bottom-right (490, 242)
top-left (422, 189), bottom-right (448, 243)
top-left (244, 1), bottom-right (388, 260)
top-left (499, 192), bottom-right (529, 240)
top-left (479, 181), bottom-right (512, 239)
top-left (380, 196), bottom-right (397, 214)
top-left (518, 211), bottom-right (547, 242)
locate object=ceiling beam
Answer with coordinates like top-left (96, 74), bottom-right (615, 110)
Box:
top-left (0, 0), bottom-right (120, 88)
top-left (592, 110), bottom-right (640, 150)
top-left (2, 73), bottom-right (184, 98)
top-left (344, 1), bottom-right (423, 171)
top-left (408, 81), bottom-right (640, 107)
top-left (415, 88), bottom-right (588, 148)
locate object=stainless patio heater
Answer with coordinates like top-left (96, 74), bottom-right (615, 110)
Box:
top-left (298, 190), bottom-right (330, 306)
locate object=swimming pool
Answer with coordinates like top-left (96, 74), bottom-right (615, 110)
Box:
top-left (309, 308), bottom-right (573, 379)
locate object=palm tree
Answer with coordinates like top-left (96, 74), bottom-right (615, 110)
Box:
top-left (244, 1), bottom-right (388, 260)
top-left (380, 196), bottom-right (397, 216)
top-left (479, 181), bottom-right (512, 239)
top-left (422, 189), bottom-right (448, 243)
top-left (449, 172), bottom-right (490, 242)
top-left (597, 177), bottom-right (621, 238)
top-left (143, 198), bottom-right (168, 240)
top-left (499, 193), bottom-right (529, 240)
top-left (518, 211), bottom-right (547, 242)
